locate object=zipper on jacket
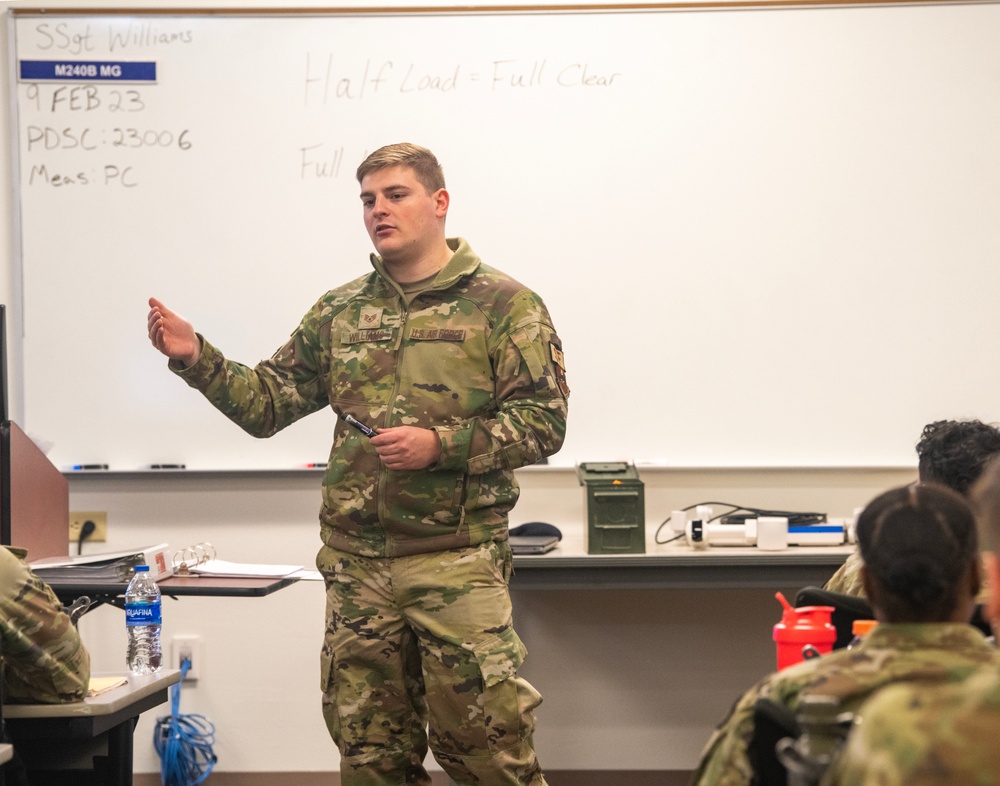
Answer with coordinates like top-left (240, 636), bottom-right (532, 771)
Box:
top-left (378, 299), bottom-right (409, 552)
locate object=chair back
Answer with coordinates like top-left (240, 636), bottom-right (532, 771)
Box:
top-left (749, 697), bottom-right (801, 786)
top-left (794, 587), bottom-right (874, 650)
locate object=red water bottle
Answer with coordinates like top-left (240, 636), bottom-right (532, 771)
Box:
top-left (772, 592), bottom-right (836, 670)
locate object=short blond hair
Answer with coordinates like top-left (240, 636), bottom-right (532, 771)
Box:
top-left (356, 143), bottom-right (446, 194)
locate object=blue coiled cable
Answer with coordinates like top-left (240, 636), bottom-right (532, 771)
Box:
top-left (153, 658), bottom-right (217, 786)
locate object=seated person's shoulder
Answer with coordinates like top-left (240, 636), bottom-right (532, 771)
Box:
top-left (1, 545), bottom-right (91, 703)
top-left (868, 666), bottom-right (1000, 729)
top-left (762, 648), bottom-right (855, 704)
top-left (823, 549), bottom-right (866, 598)
top-left (829, 668), bottom-right (1000, 785)
top-left (0, 544), bottom-right (33, 591)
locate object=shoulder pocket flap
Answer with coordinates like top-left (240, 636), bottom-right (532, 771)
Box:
top-left (510, 328), bottom-right (548, 385)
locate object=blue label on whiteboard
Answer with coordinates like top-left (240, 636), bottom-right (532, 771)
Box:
top-left (125, 600), bottom-right (162, 626)
top-left (19, 60), bottom-right (156, 82)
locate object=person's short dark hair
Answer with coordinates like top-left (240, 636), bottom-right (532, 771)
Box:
top-left (916, 419), bottom-right (1000, 495)
top-left (857, 483), bottom-right (978, 622)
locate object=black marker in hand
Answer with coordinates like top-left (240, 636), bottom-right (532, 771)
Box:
top-left (342, 412), bottom-right (377, 439)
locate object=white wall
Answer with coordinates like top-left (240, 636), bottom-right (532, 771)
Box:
top-left (68, 465), bottom-right (912, 775)
top-left (68, 471), bottom-right (328, 773)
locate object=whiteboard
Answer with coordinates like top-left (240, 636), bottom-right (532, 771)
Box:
top-left (7, 4), bottom-right (1000, 470)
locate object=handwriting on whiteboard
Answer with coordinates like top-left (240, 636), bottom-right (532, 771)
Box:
top-left (16, 22), bottom-right (625, 188)
top-left (303, 56), bottom-right (622, 101)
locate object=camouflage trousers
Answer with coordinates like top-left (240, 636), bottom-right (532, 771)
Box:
top-left (317, 540), bottom-right (548, 786)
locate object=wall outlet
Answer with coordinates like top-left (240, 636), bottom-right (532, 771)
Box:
top-left (68, 511), bottom-right (107, 543)
top-left (172, 635), bottom-right (202, 682)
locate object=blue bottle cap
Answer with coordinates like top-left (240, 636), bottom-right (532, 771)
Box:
top-left (134, 565), bottom-right (150, 572)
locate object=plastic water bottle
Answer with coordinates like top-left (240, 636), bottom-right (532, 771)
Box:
top-left (125, 564), bottom-right (162, 675)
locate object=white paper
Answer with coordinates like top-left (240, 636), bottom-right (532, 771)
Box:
top-left (189, 559), bottom-right (302, 579)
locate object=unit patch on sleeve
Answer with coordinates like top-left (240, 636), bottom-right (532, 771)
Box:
top-left (550, 340), bottom-right (569, 396)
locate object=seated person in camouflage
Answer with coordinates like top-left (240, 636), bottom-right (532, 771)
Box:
top-left (0, 545), bottom-right (90, 702)
top-left (822, 458), bottom-right (1000, 786)
top-left (825, 418), bottom-right (1000, 598)
top-left (690, 482), bottom-right (999, 786)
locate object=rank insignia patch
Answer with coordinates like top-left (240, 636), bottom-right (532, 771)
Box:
top-left (358, 306), bottom-right (383, 329)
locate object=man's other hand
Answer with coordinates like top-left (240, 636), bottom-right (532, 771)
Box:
top-left (147, 297), bottom-right (202, 368)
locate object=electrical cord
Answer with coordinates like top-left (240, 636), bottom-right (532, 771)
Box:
top-left (654, 501), bottom-right (827, 545)
top-left (77, 519), bottom-right (96, 555)
top-left (657, 531), bottom-right (686, 545)
top-left (154, 658), bottom-right (217, 786)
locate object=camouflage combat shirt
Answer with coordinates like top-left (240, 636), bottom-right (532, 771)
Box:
top-left (173, 238), bottom-right (569, 558)
top-left (823, 664), bottom-right (1000, 786)
top-left (0, 545), bottom-right (91, 703)
top-left (690, 622), bottom-right (1000, 786)
top-left (823, 548), bottom-right (866, 598)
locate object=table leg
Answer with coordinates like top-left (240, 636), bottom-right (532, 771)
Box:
top-left (102, 719), bottom-right (134, 786)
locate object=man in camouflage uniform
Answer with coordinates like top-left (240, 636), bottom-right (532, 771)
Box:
top-left (822, 457), bottom-right (1000, 786)
top-left (690, 483), bottom-right (1000, 786)
top-left (147, 143), bottom-right (568, 785)
top-left (825, 418), bottom-right (1000, 598)
top-left (0, 545), bottom-right (90, 703)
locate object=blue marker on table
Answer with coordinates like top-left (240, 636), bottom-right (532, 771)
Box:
top-left (72, 464), bottom-right (109, 470)
top-left (342, 413), bottom-right (377, 439)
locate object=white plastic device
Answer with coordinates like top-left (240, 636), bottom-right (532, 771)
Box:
top-left (684, 518), bottom-right (845, 548)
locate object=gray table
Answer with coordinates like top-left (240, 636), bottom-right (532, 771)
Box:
top-left (4, 670), bottom-right (180, 786)
top-left (511, 534), bottom-right (853, 590)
